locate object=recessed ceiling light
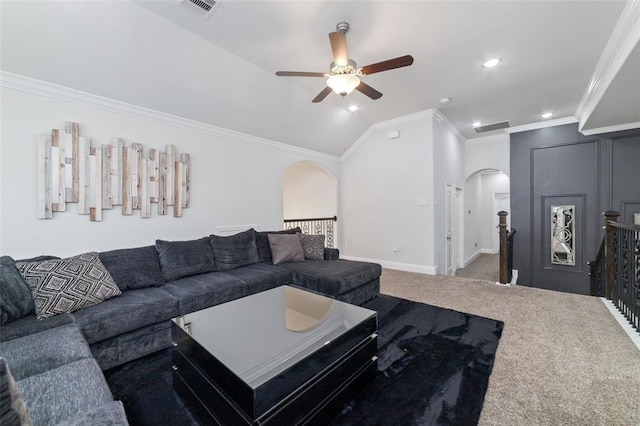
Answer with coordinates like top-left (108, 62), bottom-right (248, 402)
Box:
top-left (482, 58), bottom-right (502, 68)
top-left (472, 121), bottom-right (482, 128)
top-left (348, 105), bottom-right (359, 112)
top-left (440, 97), bottom-right (452, 105)
top-left (541, 112), bottom-right (554, 119)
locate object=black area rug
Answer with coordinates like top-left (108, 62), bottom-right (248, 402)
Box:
top-left (104, 295), bottom-right (503, 426)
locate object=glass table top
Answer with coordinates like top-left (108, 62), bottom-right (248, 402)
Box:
top-left (174, 286), bottom-right (376, 389)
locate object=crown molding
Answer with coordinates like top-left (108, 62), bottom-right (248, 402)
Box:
top-left (506, 116), bottom-right (578, 134)
top-left (433, 109), bottom-right (465, 143)
top-left (580, 121), bottom-right (640, 136)
top-left (465, 133), bottom-right (509, 146)
top-left (0, 71), bottom-right (339, 163)
top-left (575, 0), bottom-right (640, 131)
top-left (340, 109), bottom-right (440, 161)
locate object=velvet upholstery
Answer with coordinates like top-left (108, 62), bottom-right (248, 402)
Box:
top-left (267, 233), bottom-right (305, 264)
top-left (155, 238), bottom-right (216, 282)
top-left (276, 259), bottom-right (382, 296)
top-left (0, 357), bottom-right (31, 426)
top-left (0, 313), bottom-right (75, 343)
top-left (209, 228), bottom-right (259, 271)
top-left (161, 272), bottom-right (247, 315)
top-left (0, 324), bottom-right (92, 381)
top-left (90, 322), bottom-right (172, 371)
top-left (255, 227), bottom-right (301, 263)
top-left (56, 401), bottom-right (128, 426)
top-left (0, 256), bottom-right (35, 325)
top-left (72, 288), bottom-right (179, 344)
top-left (17, 358), bottom-right (113, 426)
top-left (220, 263), bottom-right (291, 295)
top-left (99, 246), bottom-right (163, 291)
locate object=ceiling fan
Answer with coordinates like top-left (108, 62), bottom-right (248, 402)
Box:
top-left (276, 22), bottom-right (414, 103)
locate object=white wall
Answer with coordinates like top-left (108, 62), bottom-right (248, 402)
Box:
top-left (463, 172), bottom-right (482, 264)
top-left (432, 113), bottom-right (466, 274)
top-left (0, 82), bottom-right (339, 258)
top-left (283, 161), bottom-right (337, 220)
top-left (480, 172), bottom-right (510, 251)
top-left (339, 112), bottom-right (435, 274)
top-left (465, 134), bottom-right (510, 179)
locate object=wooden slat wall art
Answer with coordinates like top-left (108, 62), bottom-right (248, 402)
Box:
top-left (36, 122), bottom-right (190, 221)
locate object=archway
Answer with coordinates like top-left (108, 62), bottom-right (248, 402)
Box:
top-left (283, 161), bottom-right (338, 247)
top-left (463, 168), bottom-right (510, 265)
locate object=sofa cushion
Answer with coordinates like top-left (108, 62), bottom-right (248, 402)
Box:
top-left (0, 313), bottom-right (75, 343)
top-left (0, 357), bottom-right (31, 426)
top-left (209, 228), bottom-right (259, 271)
top-left (220, 263), bottom-right (291, 295)
top-left (72, 287), bottom-right (179, 344)
top-left (56, 401), bottom-right (128, 426)
top-left (298, 234), bottom-right (325, 260)
top-left (276, 259), bottom-right (382, 296)
top-left (268, 234), bottom-right (305, 265)
top-left (0, 324), bottom-right (92, 381)
top-left (255, 227), bottom-right (301, 263)
top-left (100, 246), bottom-right (163, 290)
top-left (16, 253), bottom-right (121, 320)
top-left (155, 237), bottom-right (216, 282)
top-left (17, 358), bottom-right (113, 426)
top-left (162, 272), bottom-right (247, 315)
top-left (0, 256), bottom-right (35, 325)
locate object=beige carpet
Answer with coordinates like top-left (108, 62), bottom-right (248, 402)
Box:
top-left (455, 253), bottom-right (499, 282)
top-left (380, 269), bottom-right (640, 426)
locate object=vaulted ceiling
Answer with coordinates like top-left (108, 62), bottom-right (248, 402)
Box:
top-left (1, 1), bottom-right (638, 156)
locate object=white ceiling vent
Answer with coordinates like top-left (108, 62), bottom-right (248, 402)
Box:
top-left (474, 121), bottom-right (511, 133)
top-left (177, 0), bottom-right (220, 19)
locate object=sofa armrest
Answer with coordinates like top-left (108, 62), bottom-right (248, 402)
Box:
top-left (324, 248), bottom-right (340, 261)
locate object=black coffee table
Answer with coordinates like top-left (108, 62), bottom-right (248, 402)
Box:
top-left (171, 285), bottom-right (378, 425)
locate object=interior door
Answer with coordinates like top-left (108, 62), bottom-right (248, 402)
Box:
top-left (492, 193), bottom-right (511, 252)
top-left (445, 184), bottom-right (453, 275)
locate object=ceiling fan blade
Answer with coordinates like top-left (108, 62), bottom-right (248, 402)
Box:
top-left (329, 31), bottom-right (349, 67)
top-left (356, 81), bottom-right (383, 100)
top-left (360, 55), bottom-right (414, 75)
top-left (276, 71), bottom-right (326, 77)
top-left (312, 86), bottom-right (333, 103)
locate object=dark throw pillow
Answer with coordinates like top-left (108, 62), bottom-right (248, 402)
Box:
top-left (210, 228), bottom-right (260, 272)
top-left (155, 238), bottom-right (216, 282)
top-left (99, 246), bottom-right (163, 290)
top-left (0, 256), bottom-right (35, 325)
top-left (298, 234), bottom-right (325, 260)
top-left (268, 234), bottom-right (305, 265)
top-left (16, 252), bottom-right (121, 320)
top-left (255, 227), bottom-right (301, 263)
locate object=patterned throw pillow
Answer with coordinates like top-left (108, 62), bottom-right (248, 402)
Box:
top-left (16, 252), bottom-right (121, 320)
top-left (298, 234), bottom-right (325, 260)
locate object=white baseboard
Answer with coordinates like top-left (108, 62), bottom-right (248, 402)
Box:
top-left (600, 298), bottom-right (640, 351)
top-left (463, 250), bottom-right (482, 267)
top-left (341, 255), bottom-right (437, 275)
top-left (481, 248), bottom-right (497, 255)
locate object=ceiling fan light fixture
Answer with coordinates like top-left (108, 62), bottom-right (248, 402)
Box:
top-left (327, 74), bottom-right (360, 97)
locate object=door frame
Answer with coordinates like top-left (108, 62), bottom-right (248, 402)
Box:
top-left (445, 183), bottom-right (464, 276)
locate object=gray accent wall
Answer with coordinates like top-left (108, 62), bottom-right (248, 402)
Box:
top-left (511, 123), bottom-right (640, 295)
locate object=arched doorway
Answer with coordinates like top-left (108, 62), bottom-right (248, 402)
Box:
top-left (462, 168), bottom-right (510, 265)
top-left (283, 161), bottom-right (338, 248)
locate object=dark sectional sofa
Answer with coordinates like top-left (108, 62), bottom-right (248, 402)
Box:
top-left (0, 228), bottom-right (381, 425)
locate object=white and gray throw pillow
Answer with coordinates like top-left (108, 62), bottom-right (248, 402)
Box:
top-left (298, 234), bottom-right (325, 260)
top-left (16, 252), bottom-right (121, 319)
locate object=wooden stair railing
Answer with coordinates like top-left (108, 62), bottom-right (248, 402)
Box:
top-left (498, 211), bottom-right (516, 284)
